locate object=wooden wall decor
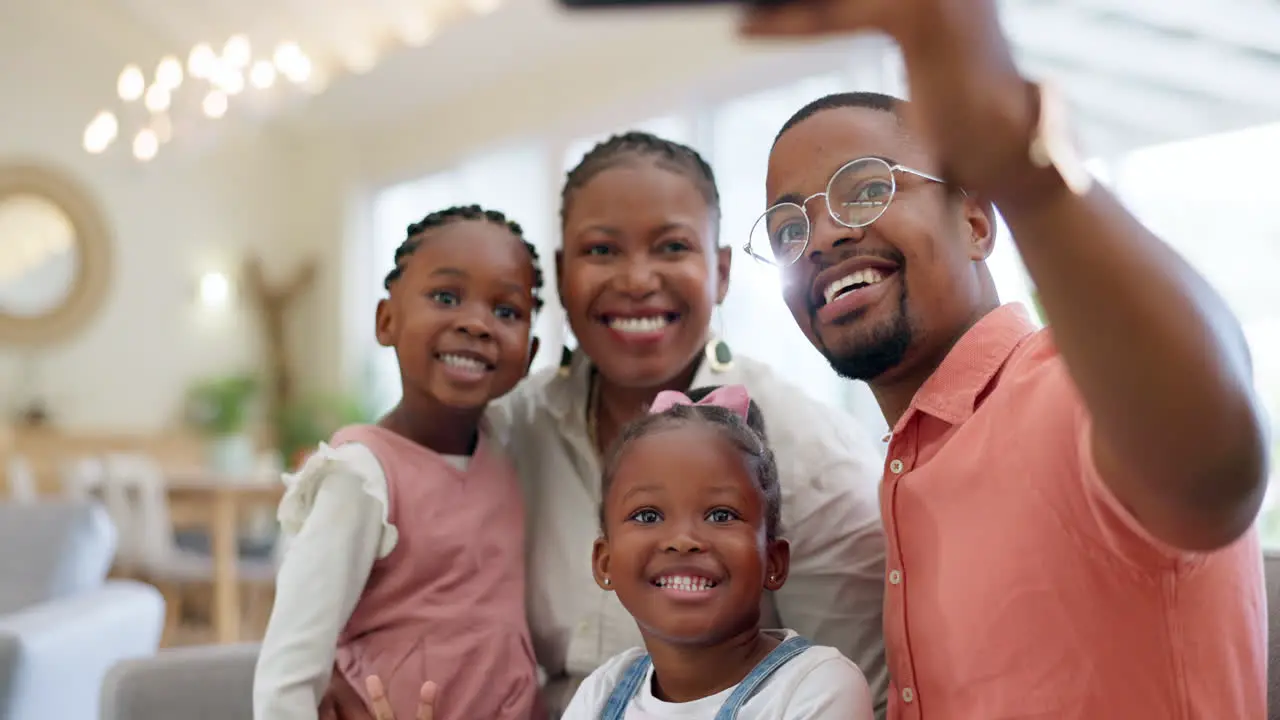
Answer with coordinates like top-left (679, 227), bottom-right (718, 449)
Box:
top-left (0, 163), bottom-right (112, 346)
top-left (242, 256), bottom-right (316, 444)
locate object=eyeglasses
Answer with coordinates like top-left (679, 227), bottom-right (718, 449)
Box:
top-left (745, 157), bottom-right (950, 267)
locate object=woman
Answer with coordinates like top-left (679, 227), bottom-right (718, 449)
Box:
top-left (490, 132), bottom-right (889, 716)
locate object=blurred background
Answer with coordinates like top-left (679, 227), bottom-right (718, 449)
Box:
top-left (1, 0), bottom-right (1279, 714)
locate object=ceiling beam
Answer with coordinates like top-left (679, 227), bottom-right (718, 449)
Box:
top-left (1017, 54), bottom-right (1266, 145)
top-left (1001, 1), bottom-right (1280, 112)
top-left (1054, 0), bottom-right (1280, 59)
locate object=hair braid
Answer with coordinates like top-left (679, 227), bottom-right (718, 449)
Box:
top-left (561, 131), bottom-right (720, 226)
top-left (383, 204), bottom-right (544, 311)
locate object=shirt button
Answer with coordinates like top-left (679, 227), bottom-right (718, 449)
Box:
top-left (889, 459), bottom-right (905, 474)
top-left (889, 569), bottom-right (902, 585)
top-left (902, 687), bottom-right (914, 704)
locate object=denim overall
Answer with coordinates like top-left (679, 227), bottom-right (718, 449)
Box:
top-left (598, 636), bottom-right (812, 720)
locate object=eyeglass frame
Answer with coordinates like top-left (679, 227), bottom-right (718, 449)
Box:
top-left (744, 156), bottom-right (954, 268)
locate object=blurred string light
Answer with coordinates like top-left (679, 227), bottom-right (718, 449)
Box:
top-left (203, 90), bottom-right (228, 119)
top-left (144, 83), bottom-right (170, 113)
top-left (188, 43), bottom-right (217, 79)
top-left (223, 35), bottom-right (252, 69)
top-left (133, 128), bottom-right (159, 162)
top-left (82, 111), bottom-right (118, 154)
top-left (249, 60), bottom-right (276, 89)
top-left (85, 0), bottom-right (508, 160)
top-left (156, 56), bottom-right (184, 90)
top-left (273, 42), bottom-right (312, 83)
top-left (397, 8), bottom-right (437, 48)
top-left (89, 36), bottom-right (316, 160)
top-left (117, 65), bottom-right (145, 102)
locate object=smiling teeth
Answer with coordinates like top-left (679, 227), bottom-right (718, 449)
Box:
top-left (609, 316), bottom-right (669, 333)
top-left (824, 268), bottom-right (887, 304)
top-left (655, 575), bottom-right (717, 591)
top-left (440, 354), bottom-right (486, 371)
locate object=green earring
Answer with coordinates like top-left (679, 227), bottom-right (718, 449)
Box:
top-left (558, 345), bottom-right (574, 378)
top-left (705, 337), bottom-right (733, 373)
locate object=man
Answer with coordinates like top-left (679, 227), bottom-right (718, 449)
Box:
top-left (744, 1), bottom-right (1269, 719)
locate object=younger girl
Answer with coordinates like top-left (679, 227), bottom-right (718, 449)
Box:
top-left (253, 205), bottom-right (545, 720)
top-left (564, 384), bottom-right (873, 719)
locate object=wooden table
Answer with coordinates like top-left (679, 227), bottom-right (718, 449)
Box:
top-left (167, 472), bottom-right (284, 644)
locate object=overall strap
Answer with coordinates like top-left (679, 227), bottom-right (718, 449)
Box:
top-left (712, 636), bottom-right (813, 720)
top-left (599, 654), bottom-right (652, 720)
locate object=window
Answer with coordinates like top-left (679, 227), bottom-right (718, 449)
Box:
top-left (1104, 122), bottom-right (1280, 544)
top-left (988, 212), bottom-right (1039, 322)
top-left (709, 74), bottom-right (882, 430)
top-left (364, 143), bottom-right (552, 412)
top-left (986, 158), bottom-right (1117, 326)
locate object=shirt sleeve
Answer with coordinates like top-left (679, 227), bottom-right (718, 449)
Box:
top-left (252, 450), bottom-right (389, 720)
top-left (783, 656), bottom-right (875, 720)
top-left (772, 454), bottom-right (888, 717)
top-left (1072, 398), bottom-right (1192, 571)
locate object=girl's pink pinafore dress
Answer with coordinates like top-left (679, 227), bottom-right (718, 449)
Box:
top-left (317, 424), bottom-right (542, 720)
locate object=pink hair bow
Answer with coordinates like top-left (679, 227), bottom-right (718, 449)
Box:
top-left (650, 384), bottom-right (751, 421)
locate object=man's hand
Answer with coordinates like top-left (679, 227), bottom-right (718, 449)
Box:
top-left (366, 675), bottom-right (438, 720)
top-left (741, 0), bottom-right (1039, 203)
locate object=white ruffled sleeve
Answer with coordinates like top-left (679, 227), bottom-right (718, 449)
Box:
top-left (277, 441), bottom-right (398, 558)
top-left (253, 441), bottom-right (396, 720)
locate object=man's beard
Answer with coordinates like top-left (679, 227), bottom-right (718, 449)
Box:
top-left (816, 290), bottom-right (913, 382)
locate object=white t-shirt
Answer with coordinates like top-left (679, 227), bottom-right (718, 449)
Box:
top-left (561, 631), bottom-right (874, 720)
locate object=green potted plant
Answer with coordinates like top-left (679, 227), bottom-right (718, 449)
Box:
top-left (186, 373), bottom-right (260, 474)
top-left (276, 391), bottom-right (374, 471)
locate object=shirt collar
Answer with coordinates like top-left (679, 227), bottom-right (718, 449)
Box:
top-left (541, 348), bottom-right (594, 424)
top-left (898, 303), bottom-right (1038, 431)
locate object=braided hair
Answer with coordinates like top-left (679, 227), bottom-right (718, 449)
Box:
top-left (561, 131), bottom-right (720, 226)
top-left (383, 204), bottom-right (544, 311)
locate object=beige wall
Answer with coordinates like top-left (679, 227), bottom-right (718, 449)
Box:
top-left (0, 2), bottom-right (311, 432)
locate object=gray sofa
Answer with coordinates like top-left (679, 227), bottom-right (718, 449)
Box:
top-left (101, 643), bottom-right (257, 720)
top-left (0, 500), bottom-right (165, 720)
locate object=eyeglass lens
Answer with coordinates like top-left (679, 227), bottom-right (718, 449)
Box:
top-left (750, 158), bottom-right (896, 266)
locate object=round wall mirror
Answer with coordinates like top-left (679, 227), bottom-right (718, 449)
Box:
top-left (0, 165), bottom-right (111, 345)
